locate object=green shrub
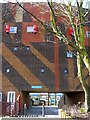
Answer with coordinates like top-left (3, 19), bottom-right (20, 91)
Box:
top-left (80, 108), bottom-right (86, 113)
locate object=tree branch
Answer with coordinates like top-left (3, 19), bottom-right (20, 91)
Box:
top-left (16, 0), bottom-right (56, 35)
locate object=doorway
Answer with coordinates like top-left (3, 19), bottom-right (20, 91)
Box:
top-left (29, 93), bottom-right (63, 106)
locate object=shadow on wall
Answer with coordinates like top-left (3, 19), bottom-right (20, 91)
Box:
top-left (58, 92), bottom-right (84, 109)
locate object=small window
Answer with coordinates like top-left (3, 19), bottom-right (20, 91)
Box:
top-left (40, 68), bottom-right (45, 73)
top-left (27, 26), bottom-right (34, 33)
top-left (86, 31), bottom-right (90, 38)
top-left (7, 91), bottom-right (15, 103)
top-left (24, 46), bottom-right (30, 51)
top-left (13, 47), bottom-right (18, 51)
top-left (10, 27), bottom-right (17, 33)
top-left (27, 25), bottom-right (38, 33)
top-left (64, 68), bottom-right (68, 74)
top-left (0, 92), bottom-right (2, 102)
top-left (66, 51), bottom-right (73, 58)
top-left (6, 68), bottom-right (10, 73)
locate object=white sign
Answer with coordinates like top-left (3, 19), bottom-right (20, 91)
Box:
top-left (27, 26), bottom-right (34, 33)
top-left (10, 27), bottom-right (17, 33)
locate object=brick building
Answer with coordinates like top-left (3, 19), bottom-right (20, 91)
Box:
top-left (0, 2), bottom-right (90, 115)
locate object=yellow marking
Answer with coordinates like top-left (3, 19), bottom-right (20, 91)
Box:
top-left (2, 43), bottom-right (49, 91)
top-left (2, 72), bottom-right (19, 93)
top-left (15, 4), bottom-right (23, 22)
top-left (25, 43), bottom-right (55, 73)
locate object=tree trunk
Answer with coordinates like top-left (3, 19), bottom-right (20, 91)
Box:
top-left (77, 53), bottom-right (88, 112)
top-left (86, 86), bottom-right (90, 112)
top-left (82, 51), bottom-right (90, 112)
top-left (83, 51), bottom-right (90, 75)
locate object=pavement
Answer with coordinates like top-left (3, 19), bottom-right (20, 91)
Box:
top-left (26, 105), bottom-right (59, 117)
top-left (0, 106), bottom-right (60, 119)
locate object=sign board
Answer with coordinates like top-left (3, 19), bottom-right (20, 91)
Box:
top-left (31, 86), bottom-right (42, 89)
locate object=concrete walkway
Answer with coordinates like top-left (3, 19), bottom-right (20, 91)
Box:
top-left (1, 115), bottom-right (60, 119)
top-left (1, 106), bottom-right (60, 119)
top-left (26, 105), bottom-right (59, 118)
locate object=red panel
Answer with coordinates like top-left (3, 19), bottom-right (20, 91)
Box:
top-left (24, 3), bottom-right (50, 21)
top-left (5, 25), bottom-right (10, 33)
top-left (54, 37), bottom-right (60, 92)
top-left (69, 27), bottom-right (74, 36)
top-left (33, 25), bottom-right (38, 33)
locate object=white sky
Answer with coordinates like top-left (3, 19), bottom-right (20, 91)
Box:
top-left (0, 0), bottom-right (90, 8)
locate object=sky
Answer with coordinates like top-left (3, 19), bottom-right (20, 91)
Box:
top-left (0, 0), bottom-right (90, 8)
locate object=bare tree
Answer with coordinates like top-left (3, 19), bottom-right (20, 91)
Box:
top-left (15, 0), bottom-right (90, 112)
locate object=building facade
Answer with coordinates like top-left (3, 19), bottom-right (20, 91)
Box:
top-left (0, 2), bottom-right (90, 115)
